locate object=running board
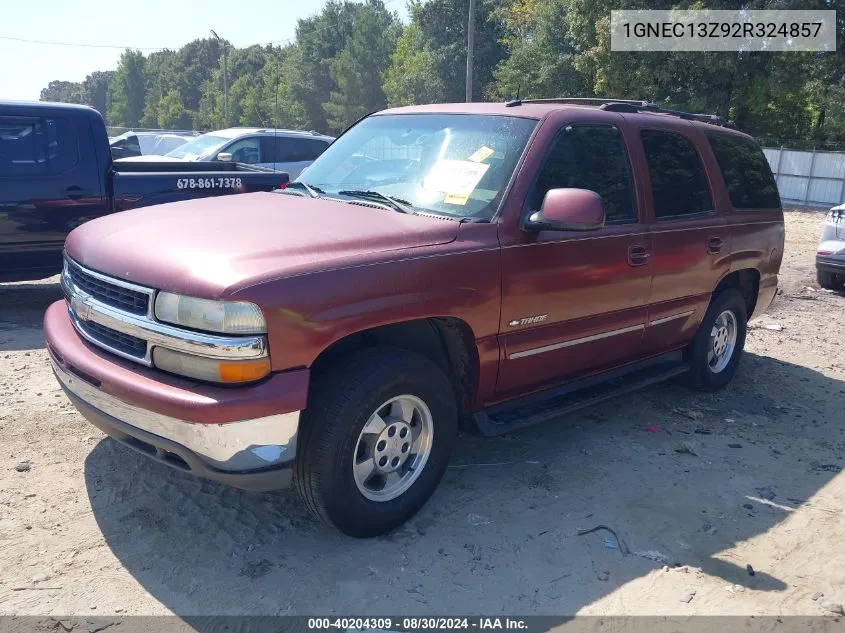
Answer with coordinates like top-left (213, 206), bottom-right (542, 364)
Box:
top-left (474, 353), bottom-right (690, 436)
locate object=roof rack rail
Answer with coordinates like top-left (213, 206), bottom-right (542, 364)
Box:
top-left (508, 96), bottom-right (736, 128)
top-left (519, 97), bottom-right (649, 107)
top-left (638, 103), bottom-right (735, 128)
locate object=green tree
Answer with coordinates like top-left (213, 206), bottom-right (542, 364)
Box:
top-left (173, 38), bottom-right (225, 113)
top-left (156, 90), bottom-right (193, 129)
top-left (259, 45), bottom-right (310, 129)
top-left (493, 0), bottom-right (590, 100)
top-left (323, 0), bottom-right (401, 131)
top-left (107, 50), bottom-right (147, 127)
top-left (140, 49), bottom-right (177, 128)
top-left (414, 0), bottom-right (507, 101)
top-left (383, 22), bottom-right (446, 106)
top-left (82, 71), bottom-right (115, 116)
top-left (293, 1), bottom-right (362, 131)
top-left (40, 80), bottom-right (86, 104)
top-left (199, 44), bottom-right (273, 127)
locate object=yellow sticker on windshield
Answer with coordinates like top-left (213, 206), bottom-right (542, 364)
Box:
top-left (468, 145), bottom-right (495, 163)
top-left (444, 193), bottom-right (470, 205)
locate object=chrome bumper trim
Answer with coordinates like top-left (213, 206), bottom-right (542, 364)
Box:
top-left (52, 358), bottom-right (299, 472)
top-left (62, 256), bottom-right (266, 366)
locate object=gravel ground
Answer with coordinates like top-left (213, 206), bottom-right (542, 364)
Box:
top-left (0, 210), bottom-right (843, 621)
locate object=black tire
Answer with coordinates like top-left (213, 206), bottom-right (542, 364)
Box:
top-left (681, 288), bottom-right (748, 391)
top-left (817, 269), bottom-right (844, 291)
top-left (293, 347), bottom-right (457, 537)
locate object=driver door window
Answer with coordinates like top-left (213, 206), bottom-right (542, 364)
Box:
top-left (527, 125), bottom-right (637, 224)
top-left (224, 137), bottom-right (261, 164)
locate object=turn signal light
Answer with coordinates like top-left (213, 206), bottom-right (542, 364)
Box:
top-left (153, 347), bottom-right (271, 383)
top-left (218, 358), bottom-right (272, 383)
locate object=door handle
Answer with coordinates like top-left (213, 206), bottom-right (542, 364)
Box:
top-left (627, 244), bottom-right (651, 266)
top-left (64, 186), bottom-right (92, 200)
top-left (708, 237), bottom-right (724, 254)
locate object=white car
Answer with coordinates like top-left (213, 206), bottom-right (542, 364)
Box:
top-left (109, 131), bottom-right (194, 159)
top-left (817, 203), bottom-right (845, 290)
top-left (117, 127), bottom-right (334, 179)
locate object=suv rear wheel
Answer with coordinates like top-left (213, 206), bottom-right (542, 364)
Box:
top-left (681, 288), bottom-right (748, 391)
top-left (294, 347), bottom-right (457, 537)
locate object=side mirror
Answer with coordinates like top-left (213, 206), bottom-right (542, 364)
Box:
top-left (217, 152), bottom-right (233, 162)
top-left (524, 188), bottom-right (606, 232)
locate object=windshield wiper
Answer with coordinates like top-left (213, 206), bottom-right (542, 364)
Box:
top-left (283, 181), bottom-right (324, 198)
top-left (337, 189), bottom-right (414, 214)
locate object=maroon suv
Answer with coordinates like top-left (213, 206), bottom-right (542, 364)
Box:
top-left (44, 99), bottom-right (784, 537)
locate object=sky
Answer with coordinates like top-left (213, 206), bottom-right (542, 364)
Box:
top-left (1, 0), bottom-right (410, 101)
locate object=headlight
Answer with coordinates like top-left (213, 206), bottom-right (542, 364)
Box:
top-left (154, 292), bottom-right (266, 334)
top-left (153, 348), bottom-right (271, 384)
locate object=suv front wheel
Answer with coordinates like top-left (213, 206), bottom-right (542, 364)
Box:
top-left (682, 288), bottom-right (748, 391)
top-left (294, 347), bottom-right (457, 537)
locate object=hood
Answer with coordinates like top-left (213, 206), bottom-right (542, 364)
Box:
top-left (115, 155), bottom-right (187, 163)
top-left (65, 192), bottom-right (460, 298)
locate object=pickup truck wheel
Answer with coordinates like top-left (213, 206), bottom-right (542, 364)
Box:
top-left (817, 270), bottom-right (844, 290)
top-left (681, 289), bottom-right (747, 391)
top-left (294, 348), bottom-right (457, 537)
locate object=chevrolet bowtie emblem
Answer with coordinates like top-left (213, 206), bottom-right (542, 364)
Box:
top-left (71, 294), bottom-right (93, 321)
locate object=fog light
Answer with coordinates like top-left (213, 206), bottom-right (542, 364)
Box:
top-left (153, 347), bottom-right (271, 383)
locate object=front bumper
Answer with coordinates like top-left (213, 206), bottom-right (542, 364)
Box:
top-left (45, 301), bottom-right (309, 490)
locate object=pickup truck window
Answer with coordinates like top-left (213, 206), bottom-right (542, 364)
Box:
top-left (0, 115), bottom-right (78, 176)
top-left (527, 125), bottom-right (636, 224)
top-left (298, 113), bottom-right (538, 221)
top-left (641, 129), bottom-right (713, 219)
top-left (705, 132), bottom-right (781, 210)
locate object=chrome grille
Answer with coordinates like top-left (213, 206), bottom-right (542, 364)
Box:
top-left (65, 259), bottom-right (149, 315)
top-left (61, 254), bottom-right (268, 370)
top-left (81, 321), bottom-right (147, 358)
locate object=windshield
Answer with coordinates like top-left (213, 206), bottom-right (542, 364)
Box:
top-left (296, 114), bottom-right (538, 220)
top-left (165, 134), bottom-right (229, 159)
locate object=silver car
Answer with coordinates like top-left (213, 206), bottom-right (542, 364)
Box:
top-left (817, 203), bottom-right (845, 290)
top-left (117, 128), bottom-right (334, 179)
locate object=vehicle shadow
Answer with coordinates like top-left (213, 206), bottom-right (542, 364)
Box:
top-left (0, 281), bottom-right (62, 351)
top-left (84, 352), bottom-right (843, 622)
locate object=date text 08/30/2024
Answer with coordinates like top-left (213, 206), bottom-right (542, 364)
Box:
top-left (307, 617), bottom-right (529, 630)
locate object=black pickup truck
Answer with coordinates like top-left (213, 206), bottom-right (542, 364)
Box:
top-left (1, 101), bottom-right (288, 282)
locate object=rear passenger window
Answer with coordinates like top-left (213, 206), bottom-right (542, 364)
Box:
top-left (0, 116), bottom-right (78, 176)
top-left (277, 138), bottom-right (331, 162)
top-left (529, 125), bottom-right (637, 224)
top-left (641, 129), bottom-right (713, 218)
top-left (705, 132), bottom-right (781, 209)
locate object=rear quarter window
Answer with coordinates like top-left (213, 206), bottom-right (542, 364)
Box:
top-left (705, 132), bottom-right (781, 210)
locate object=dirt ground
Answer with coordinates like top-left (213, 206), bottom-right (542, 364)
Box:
top-left (1, 210), bottom-right (843, 621)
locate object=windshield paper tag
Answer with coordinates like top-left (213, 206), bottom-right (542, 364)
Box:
top-left (423, 159), bottom-right (489, 205)
top-left (468, 145), bottom-right (495, 163)
top-left (444, 193), bottom-right (471, 205)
